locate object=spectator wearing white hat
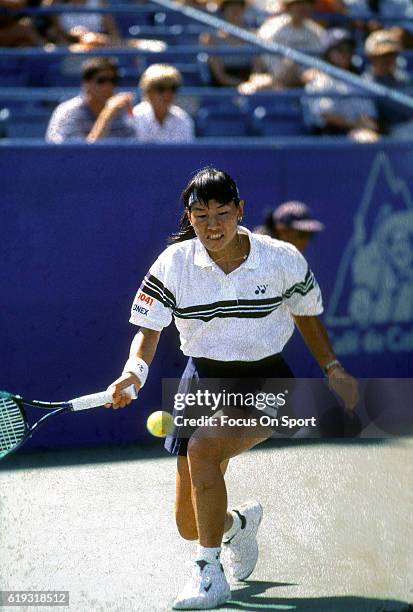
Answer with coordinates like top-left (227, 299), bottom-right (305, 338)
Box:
top-left (254, 200), bottom-right (325, 253)
top-left (133, 64), bottom-right (194, 143)
top-left (363, 29), bottom-right (413, 135)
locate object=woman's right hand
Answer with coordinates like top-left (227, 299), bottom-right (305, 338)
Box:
top-left (105, 373), bottom-right (141, 409)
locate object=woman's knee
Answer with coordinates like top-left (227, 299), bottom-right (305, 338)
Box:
top-left (187, 439), bottom-right (223, 489)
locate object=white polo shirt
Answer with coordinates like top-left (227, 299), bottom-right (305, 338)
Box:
top-left (132, 101), bottom-right (194, 143)
top-left (129, 228), bottom-right (323, 361)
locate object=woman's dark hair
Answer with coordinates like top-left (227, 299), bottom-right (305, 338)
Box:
top-left (169, 167), bottom-right (241, 243)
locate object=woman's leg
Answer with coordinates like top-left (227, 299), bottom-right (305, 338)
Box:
top-left (175, 456), bottom-right (230, 541)
top-left (186, 419), bottom-right (271, 548)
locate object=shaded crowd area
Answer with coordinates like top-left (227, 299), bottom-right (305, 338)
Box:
top-left (1, 0), bottom-right (413, 140)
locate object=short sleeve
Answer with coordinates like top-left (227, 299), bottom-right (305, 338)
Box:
top-left (129, 252), bottom-right (176, 331)
top-left (45, 104), bottom-right (86, 143)
top-left (282, 247), bottom-right (323, 316)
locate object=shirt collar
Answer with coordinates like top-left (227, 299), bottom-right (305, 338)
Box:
top-left (143, 100), bottom-right (172, 124)
top-left (193, 226), bottom-right (260, 270)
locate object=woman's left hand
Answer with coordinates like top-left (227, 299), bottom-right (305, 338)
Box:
top-left (327, 367), bottom-right (359, 415)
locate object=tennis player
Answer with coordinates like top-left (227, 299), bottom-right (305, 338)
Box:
top-left (106, 167), bottom-right (358, 610)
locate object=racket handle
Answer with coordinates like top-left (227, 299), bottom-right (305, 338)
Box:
top-left (70, 385), bottom-right (137, 411)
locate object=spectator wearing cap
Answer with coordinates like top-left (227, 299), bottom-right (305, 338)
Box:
top-left (240, 0), bottom-right (325, 93)
top-left (46, 57), bottom-right (137, 143)
top-left (133, 64), bottom-right (194, 143)
top-left (254, 201), bottom-right (324, 253)
top-left (303, 28), bottom-right (379, 138)
top-left (363, 29), bottom-right (413, 135)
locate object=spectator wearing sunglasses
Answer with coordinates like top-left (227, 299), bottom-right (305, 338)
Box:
top-left (133, 64), bottom-right (195, 143)
top-left (254, 200), bottom-right (324, 253)
top-left (46, 57), bottom-right (137, 143)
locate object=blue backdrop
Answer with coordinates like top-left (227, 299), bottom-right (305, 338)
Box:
top-left (1, 141), bottom-right (412, 448)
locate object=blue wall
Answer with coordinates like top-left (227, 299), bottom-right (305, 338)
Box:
top-left (1, 141), bottom-right (412, 448)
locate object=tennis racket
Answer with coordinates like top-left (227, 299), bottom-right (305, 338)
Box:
top-left (0, 385), bottom-right (137, 460)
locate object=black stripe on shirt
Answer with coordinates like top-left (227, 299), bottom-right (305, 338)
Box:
top-left (145, 274), bottom-right (176, 307)
top-left (283, 268), bottom-right (315, 299)
top-left (174, 295), bottom-right (283, 317)
top-left (175, 299), bottom-right (283, 321)
top-left (140, 274), bottom-right (176, 310)
top-left (175, 308), bottom-right (282, 322)
top-left (174, 269), bottom-right (316, 321)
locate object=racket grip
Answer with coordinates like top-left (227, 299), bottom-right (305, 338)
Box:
top-left (70, 384), bottom-right (137, 411)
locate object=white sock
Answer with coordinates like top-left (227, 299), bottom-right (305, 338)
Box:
top-left (195, 545), bottom-right (221, 565)
top-left (223, 510), bottom-right (242, 542)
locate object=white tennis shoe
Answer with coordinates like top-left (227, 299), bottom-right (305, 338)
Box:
top-left (222, 501), bottom-right (263, 582)
top-left (172, 560), bottom-right (231, 610)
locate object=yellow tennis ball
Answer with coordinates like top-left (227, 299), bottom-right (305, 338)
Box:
top-left (146, 410), bottom-right (174, 438)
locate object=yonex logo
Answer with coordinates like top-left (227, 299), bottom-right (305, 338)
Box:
top-left (133, 304), bottom-right (149, 316)
top-left (255, 284), bottom-right (268, 295)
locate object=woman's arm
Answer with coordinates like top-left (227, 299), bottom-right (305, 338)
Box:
top-left (293, 315), bottom-right (336, 370)
top-left (106, 328), bottom-right (161, 409)
top-left (293, 315), bottom-right (359, 412)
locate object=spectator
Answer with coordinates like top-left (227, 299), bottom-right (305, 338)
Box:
top-left (239, 0), bottom-right (325, 93)
top-left (200, 0), bottom-right (255, 87)
top-left (133, 64), bottom-right (195, 143)
top-left (259, 0), bottom-right (325, 85)
top-left (254, 200), bottom-right (324, 252)
top-left (303, 28), bottom-right (379, 137)
top-left (44, 0), bottom-right (166, 51)
top-left (363, 29), bottom-right (413, 134)
top-left (0, 0), bottom-right (45, 46)
top-left (46, 57), bottom-right (136, 143)
top-left (44, 0), bottom-right (122, 47)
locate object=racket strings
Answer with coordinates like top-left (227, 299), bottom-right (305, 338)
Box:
top-left (0, 398), bottom-right (25, 456)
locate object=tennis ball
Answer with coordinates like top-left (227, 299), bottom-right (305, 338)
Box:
top-left (146, 410), bottom-right (174, 438)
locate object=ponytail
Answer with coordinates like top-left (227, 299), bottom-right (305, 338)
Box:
top-left (168, 212), bottom-right (196, 244)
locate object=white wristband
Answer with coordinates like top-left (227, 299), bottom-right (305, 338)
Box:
top-left (123, 356), bottom-right (149, 389)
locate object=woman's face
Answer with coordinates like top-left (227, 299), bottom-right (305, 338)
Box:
top-left (187, 199), bottom-right (244, 253)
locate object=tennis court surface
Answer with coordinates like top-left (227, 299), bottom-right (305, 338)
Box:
top-left (1, 439), bottom-right (412, 612)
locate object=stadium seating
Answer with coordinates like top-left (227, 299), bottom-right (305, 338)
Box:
top-left (0, 3), bottom-right (412, 141)
top-left (250, 105), bottom-right (305, 137)
top-left (196, 106), bottom-right (251, 137)
top-left (0, 107), bottom-right (9, 138)
top-left (5, 109), bottom-right (51, 139)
